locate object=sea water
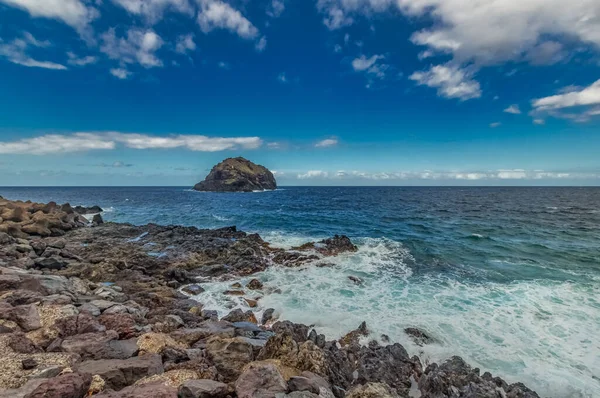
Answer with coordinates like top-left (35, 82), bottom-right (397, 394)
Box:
top-left (1, 186), bottom-right (598, 397)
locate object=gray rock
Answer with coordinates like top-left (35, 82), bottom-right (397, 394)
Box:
top-left (178, 379), bottom-right (229, 398)
top-left (235, 362), bottom-right (287, 398)
top-left (74, 354), bottom-right (164, 390)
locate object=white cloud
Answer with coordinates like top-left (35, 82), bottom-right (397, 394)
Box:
top-left (0, 0), bottom-right (97, 31)
top-left (67, 52), bottom-right (98, 66)
top-left (409, 63), bottom-right (481, 100)
top-left (110, 68), bottom-right (132, 79)
top-left (0, 133), bottom-right (115, 155)
top-left (293, 168), bottom-right (591, 181)
top-left (255, 36), bottom-right (267, 52)
top-left (531, 79), bottom-right (600, 121)
top-left (533, 119), bottom-right (545, 125)
top-left (101, 28), bottom-right (164, 68)
top-left (267, 0), bottom-right (285, 18)
top-left (0, 132), bottom-right (263, 155)
top-left (532, 80), bottom-right (600, 111)
top-left (317, 0), bottom-right (600, 67)
top-left (315, 138), bottom-right (338, 148)
top-left (111, 0), bottom-right (193, 22)
top-left (217, 61), bottom-right (230, 69)
top-left (0, 33), bottom-right (67, 70)
top-left (298, 170), bottom-right (329, 179)
top-left (175, 34), bottom-right (196, 54)
top-left (267, 142), bottom-right (281, 149)
top-left (504, 104), bottom-right (521, 114)
top-left (490, 122), bottom-right (501, 128)
top-left (352, 54), bottom-right (383, 71)
top-left (277, 72), bottom-right (287, 83)
top-left (197, 0), bottom-right (259, 40)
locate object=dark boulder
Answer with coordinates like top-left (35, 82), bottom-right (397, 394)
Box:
top-left (193, 157), bottom-right (277, 192)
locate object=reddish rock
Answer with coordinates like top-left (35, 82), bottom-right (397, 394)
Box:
top-left (26, 372), bottom-right (92, 398)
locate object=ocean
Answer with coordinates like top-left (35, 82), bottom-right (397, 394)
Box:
top-left (1, 186), bottom-right (598, 397)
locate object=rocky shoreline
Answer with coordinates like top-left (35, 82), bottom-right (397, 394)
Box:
top-left (0, 196), bottom-right (540, 398)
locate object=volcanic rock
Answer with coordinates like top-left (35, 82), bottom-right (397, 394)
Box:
top-left (193, 157), bottom-right (277, 192)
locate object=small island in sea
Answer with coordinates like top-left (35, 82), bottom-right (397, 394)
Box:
top-left (0, 195), bottom-right (541, 398)
top-left (193, 157), bottom-right (277, 193)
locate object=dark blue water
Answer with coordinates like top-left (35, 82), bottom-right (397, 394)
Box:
top-left (1, 186), bottom-right (599, 397)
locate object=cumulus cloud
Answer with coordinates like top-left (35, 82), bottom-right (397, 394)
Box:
top-left (504, 105), bottom-right (521, 114)
top-left (298, 170), bottom-right (329, 179)
top-left (267, 0), bottom-right (285, 18)
top-left (0, 132), bottom-right (263, 155)
top-left (67, 52), bottom-right (98, 66)
top-left (531, 79), bottom-right (600, 121)
top-left (175, 34), bottom-right (196, 54)
top-left (315, 138), bottom-right (338, 148)
top-left (111, 0), bottom-right (193, 22)
top-left (0, 0), bottom-right (97, 31)
top-left (101, 28), bottom-right (164, 68)
top-left (317, 0), bottom-right (600, 66)
top-left (197, 0), bottom-right (259, 39)
top-left (0, 33), bottom-right (67, 70)
top-left (409, 63), bottom-right (481, 100)
top-left (352, 55), bottom-right (380, 71)
top-left (110, 68), bottom-right (132, 79)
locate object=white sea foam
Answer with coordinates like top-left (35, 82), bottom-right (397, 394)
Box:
top-left (191, 236), bottom-right (600, 398)
top-left (212, 214), bottom-right (231, 222)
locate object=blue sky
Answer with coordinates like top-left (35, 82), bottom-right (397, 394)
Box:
top-left (0, 0), bottom-right (599, 186)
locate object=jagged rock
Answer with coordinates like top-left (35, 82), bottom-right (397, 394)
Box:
top-left (293, 236), bottom-right (358, 257)
top-left (205, 336), bottom-right (255, 382)
top-left (182, 284), bottom-right (205, 295)
top-left (261, 308), bottom-right (275, 325)
top-left (272, 321), bottom-right (309, 343)
top-left (404, 327), bottom-right (436, 346)
top-left (257, 332), bottom-right (328, 377)
top-left (339, 322), bottom-right (369, 347)
top-left (247, 279), bottom-right (263, 290)
top-left (354, 342), bottom-right (421, 396)
top-left (178, 379), bottom-right (229, 398)
top-left (222, 309), bottom-right (258, 324)
top-left (0, 302), bottom-right (42, 331)
top-left (93, 214), bottom-right (104, 225)
top-left (8, 333), bottom-right (41, 353)
top-left (193, 157), bottom-right (277, 192)
top-left (288, 372), bottom-right (331, 395)
top-left (73, 205), bottom-right (103, 215)
top-left (235, 361), bottom-right (287, 398)
top-left (25, 372), bottom-right (92, 398)
top-left (170, 322), bottom-right (236, 346)
top-left (33, 257), bottom-right (68, 270)
top-left (346, 383), bottom-right (400, 398)
top-left (74, 354), bottom-right (164, 390)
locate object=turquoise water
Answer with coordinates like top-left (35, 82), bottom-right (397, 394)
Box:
top-left (1, 186), bottom-right (599, 397)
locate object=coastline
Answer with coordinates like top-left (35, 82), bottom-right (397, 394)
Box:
top-left (0, 196), bottom-right (541, 397)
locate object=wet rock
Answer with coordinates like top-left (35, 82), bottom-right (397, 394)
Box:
top-left (294, 236), bottom-right (358, 257)
top-left (26, 372), bottom-right (92, 398)
top-left (73, 205), bottom-right (103, 215)
top-left (244, 298), bottom-right (258, 308)
top-left (347, 276), bottom-right (362, 285)
top-left (182, 284), bottom-right (205, 295)
top-left (74, 354), bottom-right (164, 390)
top-left (339, 322), bottom-right (368, 347)
top-left (223, 290), bottom-right (245, 296)
top-left (235, 361), bottom-right (287, 398)
top-left (261, 308), bottom-right (275, 325)
top-left (205, 336), bottom-right (255, 382)
top-left (404, 327), bottom-right (436, 346)
top-left (247, 278), bottom-right (263, 290)
top-left (222, 309), bottom-right (258, 324)
top-left (93, 214), bottom-right (104, 225)
top-left (178, 379), bottom-right (229, 398)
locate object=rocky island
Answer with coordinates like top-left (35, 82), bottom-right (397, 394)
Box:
top-left (193, 157), bottom-right (277, 193)
top-left (0, 196), bottom-right (540, 398)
